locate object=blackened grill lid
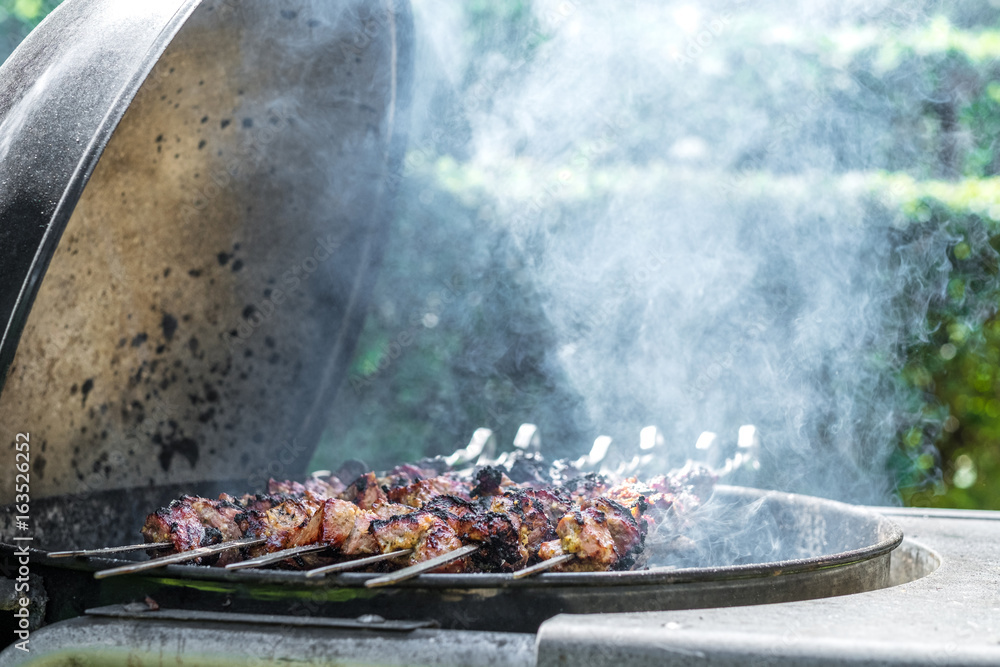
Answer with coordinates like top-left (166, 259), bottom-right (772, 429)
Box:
top-left (0, 0), bottom-right (412, 503)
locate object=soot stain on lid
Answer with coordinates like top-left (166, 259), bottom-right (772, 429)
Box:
top-left (131, 332), bottom-right (148, 347)
top-left (218, 252), bottom-right (231, 266)
top-left (80, 378), bottom-right (94, 406)
top-left (153, 434), bottom-right (200, 472)
top-left (161, 313), bottom-right (178, 341)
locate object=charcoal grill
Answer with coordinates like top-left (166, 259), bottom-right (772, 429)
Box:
top-left (0, 481), bottom-right (902, 635)
top-left (1, 0), bottom-right (983, 665)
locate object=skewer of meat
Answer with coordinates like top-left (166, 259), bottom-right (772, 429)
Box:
top-left (95, 454), bottom-right (715, 579)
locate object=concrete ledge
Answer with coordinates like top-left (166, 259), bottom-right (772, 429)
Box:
top-left (537, 511), bottom-right (1000, 666)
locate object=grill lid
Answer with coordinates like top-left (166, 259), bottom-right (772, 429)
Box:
top-left (0, 0), bottom-right (413, 503)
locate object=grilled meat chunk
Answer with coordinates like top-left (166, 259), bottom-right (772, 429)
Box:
top-left (379, 463), bottom-right (441, 488)
top-left (341, 472), bottom-right (389, 509)
top-left (141, 498), bottom-right (206, 553)
top-left (248, 497), bottom-right (323, 552)
top-left (454, 510), bottom-right (527, 571)
top-left (141, 495), bottom-right (250, 564)
top-left (537, 538), bottom-right (564, 562)
top-left (485, 491), bottom-right (557, 560)
top-left (237, 493), bottom-right (288, 513)
top-left (267, 478), bottom-right (307, 497)
top-left (560, 473), bottom-right (610, 503)
top-left (305, 475), bottom-right (346, 498)
top-left (316, 499), bottom-right (359, 548)
top-left (370, 510), bottom-right (466, 572)
top-left (582, 497), bottom-right (646, 569)
top-left (470, 466), bottom-right (514, 497)
top-left (387, 477), bottom-right (471, 507)
top-left (555, 507), bottom-right (617, 570)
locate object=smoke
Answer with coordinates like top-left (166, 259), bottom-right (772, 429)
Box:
top-left (329, 0), bottom-right (980, 504)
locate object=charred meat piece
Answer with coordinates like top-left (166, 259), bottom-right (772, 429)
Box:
top-left (248, 497), bottom-right (323, 553)
top-left (452, 510), bottom-right (527, 572)
top-left (470, 466), bottom-right (513, 497)
top-left (340, 472), bottom-right (389, 509)
top-left (237, 493), bottom-right (289, 513)
top-left (334, 502), bottom-right (414, 556)
top-left (519, 487), bottom-right (572, 524)
top-left (582, 497), bottom-right (646, 569)
top-left (486, 491), bottom-right (557, 561)
top-left (379, 462), bottom-right (440, 488)
top-left (370, 510), bottom-right (466, 572)
top-left (267, 478), bottom-right (307, 497)
top-left (412, 520), bottom-right (466, 572)
top-left (141, 495), bottom-right (250, 564)
top-left (141, 498), bottom-right (207, 553)
top-left (340, 510), bottom-right (381, 556)
top-left (537, 538), bottom-right (564, 562)
top-left (370, 510), bottom-right (440, 552)
top-left (504, 451), bottom-right (554, 485)
top-left (560, 473), bottom-right (610, 503)
top-left (387, 477), bottom-right (472, 507)
top-left (422, 494), bottom-right (477, 517)
top-left (305, 475), bottom-right (346, 498)
top-left (317, 498), bottom-right (360, 548)
top-left (555, 507), bottom-right (617, 570)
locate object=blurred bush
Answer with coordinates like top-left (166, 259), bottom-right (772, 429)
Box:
top-left (0, 0), bottom-right (61, 61)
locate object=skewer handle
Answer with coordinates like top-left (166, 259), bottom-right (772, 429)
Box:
top-left (225, 543), bottom-right (329, 570)
top-left (304, 549), bottom-right (413, 578)
top-left (49, 542), bottom-right (173, 558)
top-left (364, 544), bottom-right (479, 588)
top-left (94, 538), bottom-right (264, 579)
top-left (512, 553), bottom-right (577, 579)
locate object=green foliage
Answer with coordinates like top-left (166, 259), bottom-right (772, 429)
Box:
top-left (0, 0), bottom-right (60, 61)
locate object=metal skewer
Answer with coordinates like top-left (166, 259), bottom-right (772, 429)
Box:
top-left (305, 549), bottom-right (414, 578)
top-left (50, 542), bottom-right (173, 558)
top-left (93, 537), bottom-right (264, 579)
top-left (364, 544), bottom-right (479, 588)
top-left (511, 553), bottom-right (577, 579)
top-left (225, 543), bottom-right (331, 570)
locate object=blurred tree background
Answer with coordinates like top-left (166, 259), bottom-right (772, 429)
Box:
top-left (0, 0), bottom-right (60, 57)
top-left (5, 0), bottom-right (1000, 509)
